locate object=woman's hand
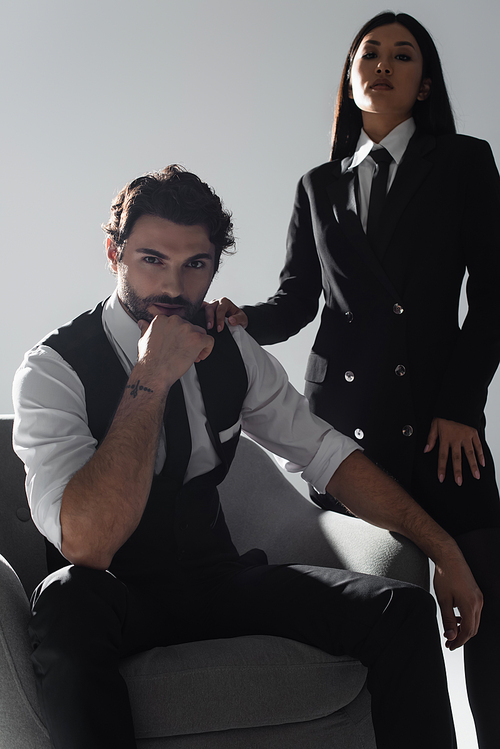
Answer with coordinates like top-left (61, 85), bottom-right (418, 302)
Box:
top-left (424, 417), bottom-right (485, 486)
top-left (203, 297), bottom-right (249, 333)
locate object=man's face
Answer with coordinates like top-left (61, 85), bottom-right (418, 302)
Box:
top-left (107, 215), bottom-right (216, 323)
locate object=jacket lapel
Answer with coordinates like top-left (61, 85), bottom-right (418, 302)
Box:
top-left (375, 131), bottom-right (435, 260)
top-left (326, 159), bottom-right (402, 301)
top-left (326, 131), bottom-right (436, 297)
top-left (326, 159), bottom-right (364, 245)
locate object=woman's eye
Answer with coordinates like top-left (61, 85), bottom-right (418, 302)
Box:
top-left (362, 52), bottom-right (377, 59)
top-left (396, 54), bottom-right (411, 61)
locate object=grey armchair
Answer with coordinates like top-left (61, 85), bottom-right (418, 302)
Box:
top-left (0, 414), bottom-right (429, 748)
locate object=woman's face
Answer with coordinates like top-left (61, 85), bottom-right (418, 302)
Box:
top-left (349, 23), bottom-right (431, 129)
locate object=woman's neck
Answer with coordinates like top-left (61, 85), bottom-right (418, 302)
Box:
top-left (361, 112), bottom-right (412, 144)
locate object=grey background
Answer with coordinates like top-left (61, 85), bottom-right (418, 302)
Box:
top-left (2, 2), bottom-right (498, 747)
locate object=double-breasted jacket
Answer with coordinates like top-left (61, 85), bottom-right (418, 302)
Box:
top-left (245, 131), bottom-right (500, 535)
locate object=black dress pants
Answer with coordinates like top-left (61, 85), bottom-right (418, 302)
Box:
top-left (29, 559), bottom-right (456, 749)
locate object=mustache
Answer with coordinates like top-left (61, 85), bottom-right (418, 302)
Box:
top-left (144, 294), bottom-right (190, 307)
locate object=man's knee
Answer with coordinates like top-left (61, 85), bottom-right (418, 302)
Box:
top-left (391, 581), bottom-right (435, 613)
top-left (29, 565), bottom-right (129, 648)
top-left (32, 565), bottom-right (125, 608)
top-left (384, 581), bottom-right (437, 639)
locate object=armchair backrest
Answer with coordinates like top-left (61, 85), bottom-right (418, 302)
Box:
top-left (0, 415), bottom-right (429, 598)
top-left (0, 416), bottom-right (47, 597)
top-left (0, 415), bottom-right (338, 596)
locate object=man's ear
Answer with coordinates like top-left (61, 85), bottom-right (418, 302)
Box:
top-left (417, 77), bottom-right (431, 101)
top-left (106, 238), bottom-right (119, 274)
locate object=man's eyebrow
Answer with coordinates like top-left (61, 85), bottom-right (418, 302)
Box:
top-left (363, 38), bottom-right (416, 49)
top-left (185, 252), bottom-right (214, 262)
top-left (136, 248), bottom-right (168, 259)
top-left (135, 248), bottom-right (214, 262)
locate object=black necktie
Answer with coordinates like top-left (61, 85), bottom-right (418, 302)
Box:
top-left (161, 378), bottom-right (192, 492)
top-left (366, 147), bottom-right (393, 248)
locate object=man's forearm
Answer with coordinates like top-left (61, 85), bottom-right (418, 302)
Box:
top-left (326, 450), bottom-right (483, 649)
top-left (326, 450), bottom-right (457, 564)
top-left (59, 313), bottom-right (214, 571)
top-left (60, 362), bottom-right (169, 570)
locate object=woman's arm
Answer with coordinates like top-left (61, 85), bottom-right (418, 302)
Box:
top-left (205, 177), bottom-right (324, 344)
top-left (428, 139), bottom-right (500, 483)
top-left (434, 139), bottom-right (500, 426)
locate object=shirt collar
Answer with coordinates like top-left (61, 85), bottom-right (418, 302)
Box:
top-left (348, 118), bottom-right (416, 170)
top-left (103, 290), bottom-right (141, 367)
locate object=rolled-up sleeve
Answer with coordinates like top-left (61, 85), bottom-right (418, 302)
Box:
top-left (12, 345), bottom-right (97, 551)
top-left (231, 326), bottom-right (361, 493)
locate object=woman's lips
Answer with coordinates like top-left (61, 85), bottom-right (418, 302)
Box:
top-left (370, 78), bottom-right (393, 90)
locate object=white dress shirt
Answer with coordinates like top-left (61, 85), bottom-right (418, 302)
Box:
top-left (348, 118), bottom-right (416, 232)
top-left (12, 291), bottom-right (360, 551)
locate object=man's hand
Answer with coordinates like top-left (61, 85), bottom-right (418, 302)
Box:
top-left (137, 314), bottom-right (214, 390)
top-left (203, 297), bottom-right (248, 333)
top-left (424, 417), bottom-right (485, 486)
top-left (433, 554), bottom-right (483, 650)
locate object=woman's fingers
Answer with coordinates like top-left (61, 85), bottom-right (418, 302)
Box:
top-left (425, 417), bottom-right (483, 485)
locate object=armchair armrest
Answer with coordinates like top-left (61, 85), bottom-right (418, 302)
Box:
top-left (0, 555), bottom-right (52, 748)
top-left (220, 437), bottom-right (429, 589)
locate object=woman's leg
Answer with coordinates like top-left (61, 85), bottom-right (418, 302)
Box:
top-left (455, 528), bottom-right (500, 749)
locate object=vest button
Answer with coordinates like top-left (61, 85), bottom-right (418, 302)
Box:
top-left (345, 371), bottom-right (355, 382)
top-left (354, 428), bottom-right (364, 440)
top-left (395, 365), bottom-right (406, 377)
top-left (345, 311), bottom-right (354, 323)
top-left (393, 303), bottom-right (404, 315)
top-left (16, 507), bottom-right (30, 522)
top-left (402, 425), bottom-right (414, 437)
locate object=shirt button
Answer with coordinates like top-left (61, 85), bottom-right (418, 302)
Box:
top-left (354, 428), bottom-right (364, 440)
top-left (393, 303), bottom-right (404, 315)
top-left (395, 365), bottom-right (406, 377)
top-left (402, 425), bottom-right (413, 437)
top-left (345, 370), bottom-right (355, 382)
top-left (345, 311), bottom-right (354, 323)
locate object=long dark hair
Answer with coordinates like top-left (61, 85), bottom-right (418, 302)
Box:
top-left (330, 12), bottom-right (456, 160)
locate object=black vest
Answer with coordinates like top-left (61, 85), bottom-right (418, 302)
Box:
top-left (42, 301), bottom-right (249, 586)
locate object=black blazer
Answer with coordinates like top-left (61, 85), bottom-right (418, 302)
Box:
top-left (244, 132), bottom-right (500, 535)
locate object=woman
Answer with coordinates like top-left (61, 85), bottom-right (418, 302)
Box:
top-left (208, 12), bottom-right (500, 748)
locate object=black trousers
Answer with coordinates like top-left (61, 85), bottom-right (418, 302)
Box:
top-left (29, 558), bottom-right (456, 749)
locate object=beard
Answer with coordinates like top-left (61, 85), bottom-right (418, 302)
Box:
top-left (118, 279), bottom-right (203, 323)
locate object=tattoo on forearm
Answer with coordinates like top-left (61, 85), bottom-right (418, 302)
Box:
top-left (126, 380), bottom-right (153, 398)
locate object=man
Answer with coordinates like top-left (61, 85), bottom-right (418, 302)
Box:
top-left (13, 165), bottom-right (481, 749)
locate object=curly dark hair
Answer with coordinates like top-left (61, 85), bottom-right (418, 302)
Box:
top-left (102, 165), bottom-right (235, 271)
top-left (331, 12), bottom-right (456, 160)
